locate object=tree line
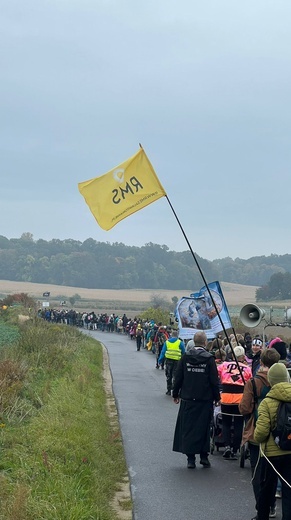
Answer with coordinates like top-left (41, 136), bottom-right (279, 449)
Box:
top-left (256, 272), bottom-right (291, 301)
top-left (0, 233), bottom-right (291, 295)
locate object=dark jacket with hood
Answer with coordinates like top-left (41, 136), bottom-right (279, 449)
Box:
top-left (172, 345), bottom-right (220, 455)
top-left (172, 345), bottom-right (220, 402)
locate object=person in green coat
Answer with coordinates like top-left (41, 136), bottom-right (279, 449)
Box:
top-left (254, 363), bottom-right (291, 520)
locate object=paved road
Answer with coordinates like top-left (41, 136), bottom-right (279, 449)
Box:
top-left (85, 330), bottom-right (277, 520)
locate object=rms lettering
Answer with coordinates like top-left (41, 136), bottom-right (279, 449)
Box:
top-left (112, 177), bottom-right (143, 205)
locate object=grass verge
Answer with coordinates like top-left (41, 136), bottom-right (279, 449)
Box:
top-left (0, 311), bottom-right (131, 519)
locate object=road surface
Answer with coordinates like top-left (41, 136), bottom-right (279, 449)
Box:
top-left (85, 330), bottom-right (280, 520)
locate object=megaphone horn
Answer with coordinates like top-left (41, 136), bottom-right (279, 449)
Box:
top-left (240, 304), bottom-right (266, 328)
top-left (285, 307), bottom-right (291, 324)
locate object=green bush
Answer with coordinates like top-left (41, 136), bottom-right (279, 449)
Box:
top-left (139, 306), bottom-right (174, 326)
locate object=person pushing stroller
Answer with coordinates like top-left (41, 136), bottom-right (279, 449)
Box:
top-left (217, 345), bottom-right (252, 459)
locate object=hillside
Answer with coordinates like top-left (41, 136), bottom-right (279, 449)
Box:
top-left (1, 235), bottom-right (291, 290)
top-left (0, 279), bottom-right (258, 306)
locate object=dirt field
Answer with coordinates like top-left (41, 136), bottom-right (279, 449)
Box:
top-left (2, 279), bottom-right (291, 340)
top-left (0, 280), bottom-right (258, 306)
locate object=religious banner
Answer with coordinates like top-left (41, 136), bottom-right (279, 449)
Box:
top-left (176, 281), bottom-right (232, 340)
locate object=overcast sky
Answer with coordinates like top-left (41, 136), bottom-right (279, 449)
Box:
top-left (1, 1), bottom-right (291, 261)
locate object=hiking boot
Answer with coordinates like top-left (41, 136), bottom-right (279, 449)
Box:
top-left (187, 457), bottom-right (196, 469)
top-left (200, 457), bottom-right (211, 468)
top-left (269, 506), bottom-right (276, 518)
top-left (165, 390), bottom-right (171, 396)
top-left (223, 446), bottom-right (231, 459)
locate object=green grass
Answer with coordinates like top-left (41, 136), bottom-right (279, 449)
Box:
top-left (0, 312), bottom-right (130, 519)
top-left (0, 322), bottom-right (20, 347)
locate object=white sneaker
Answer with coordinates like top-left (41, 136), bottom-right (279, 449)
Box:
top-left (222, 446), bottom-right (231, 459)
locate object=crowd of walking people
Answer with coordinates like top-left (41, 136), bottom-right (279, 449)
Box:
top-left (156, 328), bottom-right (291, 520)
top-left (38, 307), bottom-right (291, 519)
top-left (124, 321), bottom-right (291, 520)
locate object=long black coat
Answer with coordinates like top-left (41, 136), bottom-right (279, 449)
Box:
top-left (172, 347), bottom-right (220, 455)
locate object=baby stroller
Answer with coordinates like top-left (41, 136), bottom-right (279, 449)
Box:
top-left (210, 405), bottom-right (225, 453)
top-left (210, 404), bottom-right (238, 455)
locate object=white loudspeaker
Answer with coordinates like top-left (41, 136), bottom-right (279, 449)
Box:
top-left (285, 308), bottom-right (291, 324)
top-left (240, 304), bottom-right (266, 328)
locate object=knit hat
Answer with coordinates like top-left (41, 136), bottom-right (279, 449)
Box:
top-left (234, 346), bottom-right (245, 358)
top-left (269, 337), bottom-right (282, 349)
top-left (268, 363), bottom-right (289, 387)
top-left (252, 338), bottom-right (263, 347)
top-left (271, 341), bottom-right (287, 360)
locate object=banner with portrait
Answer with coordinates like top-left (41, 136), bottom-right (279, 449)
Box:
top-left (176, 281), bottom-right (232, 340)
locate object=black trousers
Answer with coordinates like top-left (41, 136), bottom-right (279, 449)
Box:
top-left (221, 404), bottom-right (244, 452)
top-left (136, 336), bottom-right (142, 350)
top-left (249, 443), bottom-right (276, 511)
top-left (257, 454), bottom-right (291, 520)
top-left (186, 451), bottom-right (208, 462)
top-left (165, 359), bottom-right (178, 391)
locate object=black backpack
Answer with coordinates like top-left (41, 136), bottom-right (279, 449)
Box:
top-left (272, 401), bottom-right (291, 450)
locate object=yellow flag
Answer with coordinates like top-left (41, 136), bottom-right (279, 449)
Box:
top-left (78, 148), bottom-right (166, 230)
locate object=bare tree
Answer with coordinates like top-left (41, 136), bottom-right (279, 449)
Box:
top-left (150, 293), bottom-right (169, 309)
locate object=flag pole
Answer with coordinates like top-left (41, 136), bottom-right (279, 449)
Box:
top-left (165, 194), bottom-right (245, 383)
top-left (138, 143), bottom-right (244, 381)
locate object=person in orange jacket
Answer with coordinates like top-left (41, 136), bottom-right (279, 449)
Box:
top-left (217, 345), bottom-right (252, 459)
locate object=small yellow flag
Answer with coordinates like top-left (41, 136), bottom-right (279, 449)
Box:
top-left (78, 148), bottom-right (166, 230)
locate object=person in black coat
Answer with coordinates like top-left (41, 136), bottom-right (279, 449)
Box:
top-left (172, 331), bottom-right (220, 469)
top-left (252, 337), bottom-right (263, 376)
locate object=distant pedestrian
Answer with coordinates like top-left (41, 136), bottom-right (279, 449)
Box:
top-left (136, 324), bottom-right (143, 351)
top-left (158, 330), bottom-right (185, 395)
top-left (154, 325), bottom-right (168, 369)
top-left (252, 337), bottom-right (264, 376)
